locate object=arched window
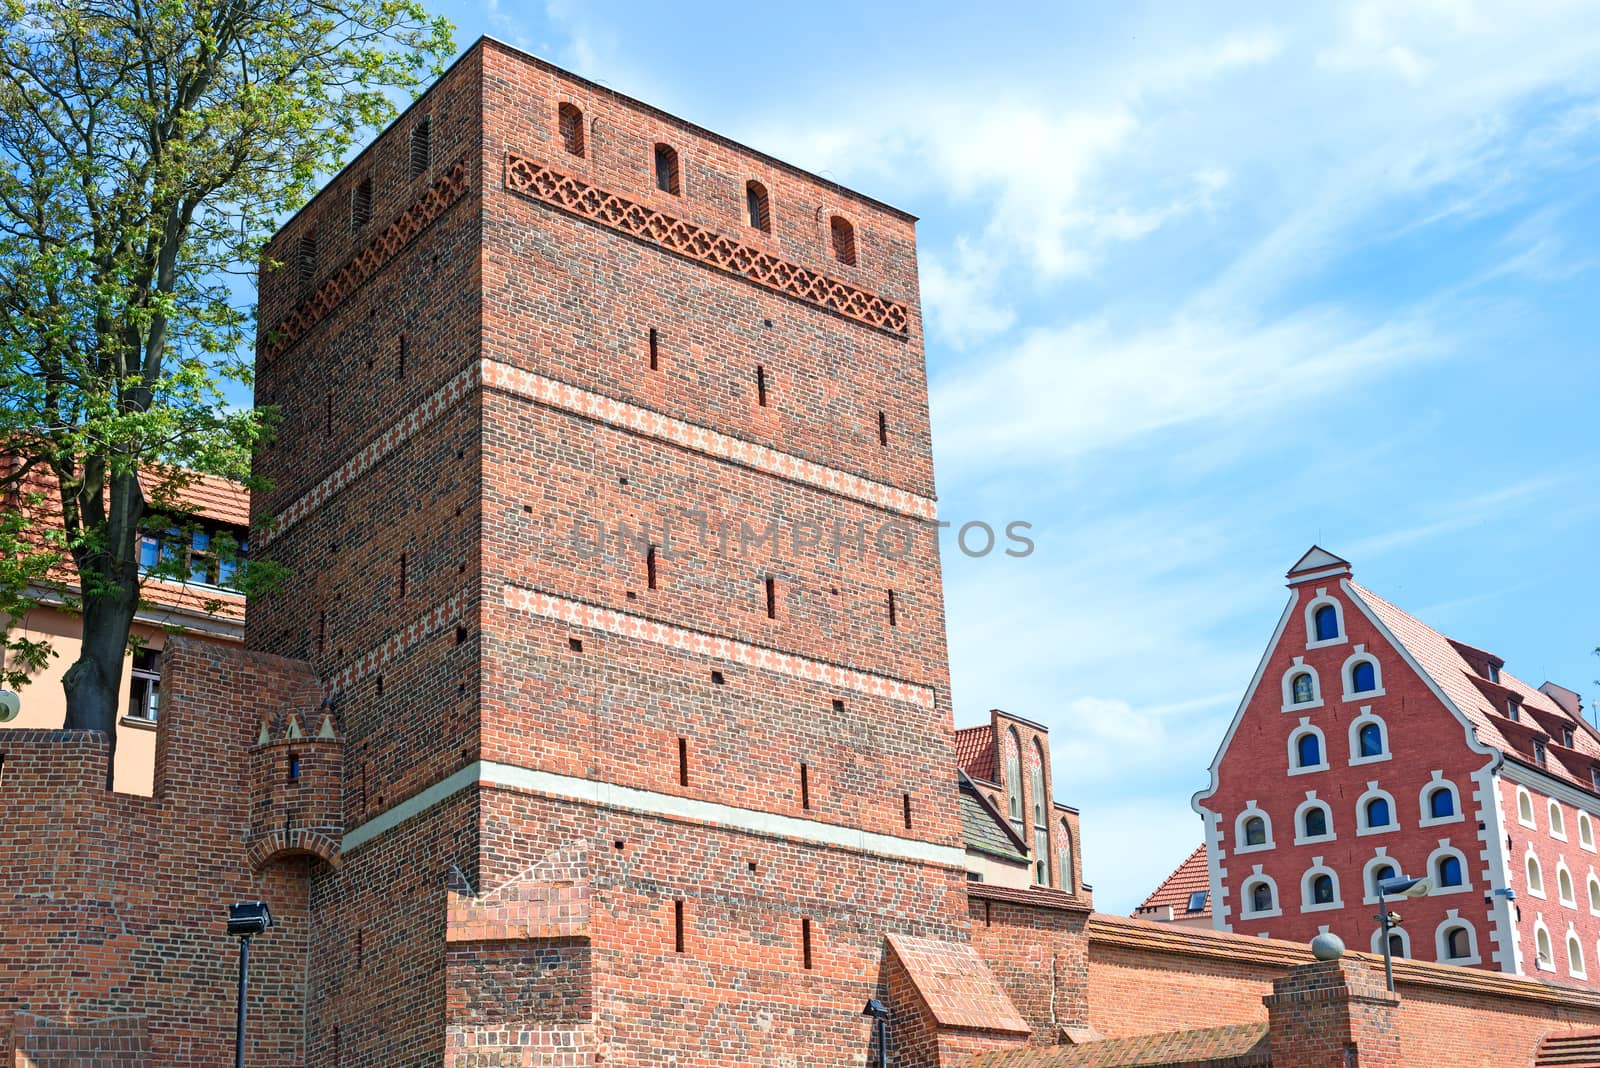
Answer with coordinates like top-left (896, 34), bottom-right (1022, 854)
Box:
top-left (1581, 812), bottom-right (1595, 850)
top-left (1527, 854), bottom-right (1545, 896)
top-left (1358, 722), bottom-right (1384, 758)
top-left (1518, 788), bottom-right (1536, 827)
top-left (1057, 820), bottom-right (1075, 893)
top-left (1588, 876), bottom-right (1600, 914)
top-left (1571, 934), bottom-right (1587, 977)
top-left (1559, 865), bottom-right (1576, 906)
top-left (1351, 661), bottom-right (1377, 693)
top-left (1031, 739), bottom-right (1049, 886)
top-left (1365, 797), bottom-right (1391, 828)
top-left (1311, 873), bottom-right (1335, 905)
top-left (1388, 932), bottom-right (1407, 958)
top-left (1004, 728), bottom-right (1023, 831)
top-left (1551, 802), bottom-right (1567, 840)
top-left (1292, 672), bottom-right (1314, 705)
top-left (1248, 880), bottom-right (1275, 915)
top-left (830, 215), bottom-right (856, 266)
top-left (1427, 786), bottom-right (1456, 820)
top-left (1536, 925), bottom-right (1554, 967)
top-left (1435, 854), bottom-right (1464, 888)
top-left (1303, 806), bottom-right (1328, 838)
top-left (1297, 733), bottom-right (1322, 769)
top-left (1445, 926), bottom-right (1471, 960)
top-left (745, 180), bottom-right (770, 232)
top-left (558, 102), bottom-right (585, 156)
top-left (1244, 815), bottom-right (1268, 847)
top-left (1314, 604), bottom-right (1339, 642)
top-left (1368, 860), bottom-right (1398, 898)
top-left (654, 143), bottom-right (681, 195)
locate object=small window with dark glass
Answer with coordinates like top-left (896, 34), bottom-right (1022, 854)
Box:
top-left (1488, 662), bottom-right (1501, 683)
top-left (1186, 890), bottom-right (1208, 913)
top-left (1535, 739), bottom-right (1548, 766)
top-left (1295, 732), bottom-right (1321, 768)
top-left (1302, 806), bottom-right (1328, 838)
top-left (1358, 722), bottom-right (1384, 758)
top-left (1445, 926), bottom-right (1470, 959)
top-left (1292, 672), bottom-right (1314, 705)
top-left (1250, 882), bottom-right (1274, 913)
top-left (1313, 604), bottom-right (1339, 641)
top-left (1243, 815), bottom-right (1267, 846)
top-left (745, 180), bottom-right (770, 232)
top-left (1388, 932), bottom-right (1405, 957)
top-left (1371, 862), bottom-right (1397, 895)
top-left (1351, 660), bottom-right (1377, 693)
top-left (1365, 796), bottom-right (1391, 828)
top-left (1311, 873), bottom-right (1335, 904)
top-left (654, 143), bottom-right (681, 194)
top-left (1508, 698), bottom-right (1520, 721)
top-left (1428, 787), bottom-right (1455, 819)
top-left (126, 648), bottom-right (161, 721)
top-left (1564, 728), bottom-right (1576, 748)
top-left (1436, 854), bottom-right (1463, 887)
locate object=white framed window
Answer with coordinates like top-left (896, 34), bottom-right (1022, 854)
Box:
top-left (1551, 801), bottom-right (1568, 841)
top-left (1535, 920), bottom-right (1555, 971)
top-left (1240, 865), bottom-right (1281, 920)
top-left (1580, 812), bottom-right (1595, 852)
top-left (1587, 873), bottom-right (1600, 915)
top-left (1341, 647), bottom-right (1385, 701)
top-left (1418, 772), bottom-right (1463, 828)
top-left (1356, 782), bottom-right (1400, 836)
top-left (1348, 709), bottom-right (1390, 766)
top-left (1426, 840), bottom-right (1471, 895)
top-left (1526, 852), bottom-right (1546, 898)
top-left (1288, 719), bottom-right (1329, 775)
top-left (1558, 861), bottom-right (1577, 908)
top-left (1435, 911), bottom-right (1480, 966)
top-left (1304, 592), bottom-right (1347, 649)
top-left (1294, 793), bottom-right (1336, 845)
top-left (1575, 931), bottom-right (1590, 979)
top-left (1517, 787), bottom-right (1536, 829)
top-left (1300, 858), bottom-right (1343, 913)
top-left (1235, 801), bottom-right (1275, 853)
top-left (1373, 925), bottom-right (1411, 959)
top-left (1362, 850), bottom-right (1400, 904)
top-left (1281, 659), bottom-right (1323, 711)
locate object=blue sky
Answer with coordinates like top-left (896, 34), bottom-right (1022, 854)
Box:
top-left (400, 1), bottom-right (1600, 912)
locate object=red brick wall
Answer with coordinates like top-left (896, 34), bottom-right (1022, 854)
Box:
top-left (967, 893), bottom-right (1090, 1041)
top-left (0, 639), bottom-right (320, 1067)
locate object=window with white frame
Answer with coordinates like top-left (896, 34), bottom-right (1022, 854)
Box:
top-left (1373, 926), bottom-right (1410, 958)
top-left (1356, 783), bottom-right (1399, 835)
top-left (1288, 720), bottom-right (1328, 775)
top-left (1581, 812), bottom-right (1595, 851)
top-left (1241, 867), bottom-right (1281, 919)
top-left (1348, 711), bottom-right (1389, 765)
top-left (1527, 853), bottom-right (1546, 897)
top-left (1571, 931), bottom-right (1588, 978)
top-left (1436, 915), bottom-right (1480, 965)
top-left (1518, 788), bottom-right (1536, 829)
top-left (1551, 801), bottom-right (1568, 841)
top-left (1294, 795), bottom-right (1334, 845)
top-left (1418, 773), bottom-right (1462, 827)
top-left (1305, 595), bottom-right (1345, 647)
top-left (1427, 842), bottom-right (1469, 893)
top-left (1587, 874), bottom-right (1600, 915)
top-left (1341, 648), bottom-right (1384, 700)
top-left (1559, 863), bottom-right (1576, 907)
top-left (1364, 854), bottom-right (1399, 902)
top-left (1300, 860), bottom-right (1342, 912)
top-left (1236, 802), bottom-right (1274, 852)
top-left (1536, 923), bottom-right (1554, 969)
top-left (1281, 660), bottom-right (1323, 710)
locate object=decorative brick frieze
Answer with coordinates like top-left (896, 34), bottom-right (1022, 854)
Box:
top-left (502, 584), bottom-right (937, 708)
top-left (326, 587), bottom-right (469, 694)
top-left (262, 356), bottom-right (937, 548)
top-left (480, 359), bottom-right (938, 520)
top-left (503, 154), bottom-right (911, 336)
top-left (259, 156), bottom-right (472, 363)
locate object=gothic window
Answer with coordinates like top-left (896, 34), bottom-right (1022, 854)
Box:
top-left (830, 215), bottom-right (856, 265)
top-left (654, 143), bottom-right (680, 194)
top-left (746, 180), bottom-right (770, 232)
top-left (559, 102), bottom-right (585, 156)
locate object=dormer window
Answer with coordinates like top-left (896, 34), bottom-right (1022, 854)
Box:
top-left (1535, 739), bottom-right (1548, 766)
top-left (1488, 662), bottom-right (1501, 683)
top-left (1508, 698), bottom-right (1520, 721)
top-left (1591, 767), bottom-right (1600, 791)
top-left (1565, 728), bottom-right (1576, 748)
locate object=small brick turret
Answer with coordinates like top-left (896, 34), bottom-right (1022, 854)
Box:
top-left (248, 706), bottom-right (344, 870)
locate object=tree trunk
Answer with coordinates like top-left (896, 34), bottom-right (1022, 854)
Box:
top-left (62, 579), bottom-right (137, 787)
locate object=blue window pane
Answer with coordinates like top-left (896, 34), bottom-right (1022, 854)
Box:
top-left (1304, 807), bottom-right (1327, 837)
top-left (1430, 788), bottom-right (1455, 819)
top-left (217, 557), bottom-right (239, 588)
top-left (191, 530), bottom-right (211, 553)
top-left (139, 538), bottom-right (160, 569)
top-left (1366, 798), bottom-right (1391, 828)
top-left (1438, 855), bottom-right (1463, 887)
top-left (1314, 605), bottom-right (1339, 641)
top-left (1359, 723), bottom-right (1384, 757)
top-left (1352, 661), bottom-right (1377, 693)
top-left (1297, 733), bottom-right (1321, 768)
top-left (1313, 874), bottom-right (1334, 904)
top-left (1252, 883), bottom-right (1273, 912)
top-left (1293, 673), bottom-right (1314, 704)
top-left (1373, 863), bottom-right (1396, 893)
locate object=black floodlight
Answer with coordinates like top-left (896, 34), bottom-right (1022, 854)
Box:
top-left (227, 901), bottom-right (273, 938)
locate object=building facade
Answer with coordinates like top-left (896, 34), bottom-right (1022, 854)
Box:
top-left (1194, 547), bottom-right (1600, 986)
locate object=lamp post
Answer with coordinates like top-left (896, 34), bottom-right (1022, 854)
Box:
top-left (1374, 876), bottom-right (1430, 992)
top-left (862, 999), bottom-right (891, 1068)
top-left (227, 901), bottom-right (273, 1068)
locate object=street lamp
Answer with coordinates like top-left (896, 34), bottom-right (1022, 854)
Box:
top-left (1374, 876), bottom-right (1430, 992)
top-left (227, 901), bottom-right (273, 1068)
top-left (862, 999), bottom-right (891, 1068)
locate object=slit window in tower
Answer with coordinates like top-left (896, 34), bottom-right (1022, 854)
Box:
top-left (647, 545), bottom-right (658, 590)
top-left (756, 365), bottom-right (768, 406)
top-left (765, 577), bottom-right (776, 619)
top-left (674, 899), bottom-right (685, 953)
top-left (410, 117), bottom-right (431, 177)
top-left (801, 918), bottom-right (813, 969)
top-left (678, 737), bottom-right (689, 786)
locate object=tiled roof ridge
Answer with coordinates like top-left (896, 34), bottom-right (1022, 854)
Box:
top-left (1137, 844), bottom-right (1209, 913)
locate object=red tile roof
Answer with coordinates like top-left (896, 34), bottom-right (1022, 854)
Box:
top-left (1350, 582), bottom-right (1599, 795)
top-left (955, 724), bottom-right (997, 781)
top-left (972, 1022), bottom-right (1269, 1068)
top-left (139, 469), bottom-right (250, 526)
top-left (885, 933), bottom-right (1030, 1035)
top-left (1136, 845), bottom-right (1211, 920)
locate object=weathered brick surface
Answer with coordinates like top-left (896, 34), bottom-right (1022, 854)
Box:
top-left (967, 889), bottom-right (1091, 1041)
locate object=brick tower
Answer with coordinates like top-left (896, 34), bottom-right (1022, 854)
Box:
top-left (253, 38), bottom-right (974, 1066)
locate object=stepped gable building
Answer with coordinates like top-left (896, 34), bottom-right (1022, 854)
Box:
top-left (1134, 846), bottom-right (1212, 929)
top-left (1193, 546), bottom-right (1599, 985)
top-left (0, 457), bottom-right (248, 793)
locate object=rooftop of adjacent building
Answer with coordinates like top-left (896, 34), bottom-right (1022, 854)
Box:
top-left (1134, 845), bottom-right (1211, 923)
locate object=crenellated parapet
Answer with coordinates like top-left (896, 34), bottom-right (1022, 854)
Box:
top-left (249, 706), bottom-right (344, 869)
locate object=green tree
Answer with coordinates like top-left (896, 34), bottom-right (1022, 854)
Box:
top-left (0, 0), bottom-right (453, 769)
